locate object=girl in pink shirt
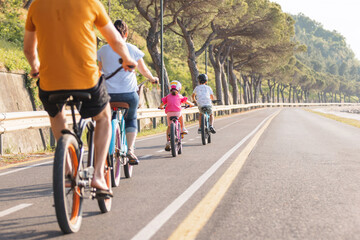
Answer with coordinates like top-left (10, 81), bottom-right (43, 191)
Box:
top-left (159, 80), bottom-right (194, 151)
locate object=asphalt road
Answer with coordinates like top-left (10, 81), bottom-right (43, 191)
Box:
top-left (1, 108), bottom-right (360, 240)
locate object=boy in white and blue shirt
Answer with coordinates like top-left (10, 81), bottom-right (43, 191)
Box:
top-left (192, 74), bottom-right (216, 134)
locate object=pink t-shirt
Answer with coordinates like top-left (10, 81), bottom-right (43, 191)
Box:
top-left (162, 94), bottom-right (188, 113)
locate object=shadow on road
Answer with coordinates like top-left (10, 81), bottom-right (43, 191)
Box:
top-left (0, 183), bottom-right (52, 201)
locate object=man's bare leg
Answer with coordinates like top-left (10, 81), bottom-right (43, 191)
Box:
top-left (50, 108), bottom-right (67, 141)
top-left (91, 103), bottom-right (111, 191)
top-left (50, 109), bottom-right (73, 175)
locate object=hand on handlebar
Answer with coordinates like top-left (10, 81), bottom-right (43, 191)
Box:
top-left (31, 72), bottom-right (39, 78)
top-left (151, 77), bottom-right (159, 84)
top-left (119, 58), bottom-right (137, 72)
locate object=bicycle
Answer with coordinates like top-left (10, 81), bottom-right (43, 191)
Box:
top-left (159, 105), bottom-right (189, 157)
top-left (108, 101), bottom-right (133, 187)
top-left (50, 92), bottom-right (112, 233)
top-left (169, 115), bottom-right (183, 157)
top-left (200, 100), bottom-right (220, 145)
top-left (108, 80), bottom-right (155, 187)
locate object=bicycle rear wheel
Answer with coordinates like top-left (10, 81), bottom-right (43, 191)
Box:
top-left (110, 121), bottom-right (121, 187)
top-left (53, 134), bottom-right (83, 234)
top-left (201, 114), bottom-right (207, 145)
top-left (170, 122), bottom-right (178, 157)
top-left (97, 158), bottom-right (112, 213)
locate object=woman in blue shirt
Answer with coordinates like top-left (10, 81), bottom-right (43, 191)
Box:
top-left (98, 19), bottom-right (158, 164)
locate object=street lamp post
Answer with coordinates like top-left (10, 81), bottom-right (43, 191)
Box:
top-left (160, 0), bottom-right (164, 99)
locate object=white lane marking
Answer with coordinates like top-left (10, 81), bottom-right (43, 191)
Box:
top-left (182, 142), bottom-right (187, 144)
top-left (217, 118), bottom-right (247, 131)
top-left (157, 150), bottom-right (165, 153)
top-left (139, 154), bottom-right (152, 159)
top-left (0, 204), bottom-right (32, 218)
top-left (0, 161), bottom-right (52, 177)
top-left (131, 112), bottom-right (276, 240)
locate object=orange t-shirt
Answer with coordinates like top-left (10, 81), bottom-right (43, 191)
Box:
top-left (25, 0), bottom-right (110, 91)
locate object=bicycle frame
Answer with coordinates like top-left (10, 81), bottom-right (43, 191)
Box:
top-left (200, 107), bottom-right (212, 145)
top-left (109, 108), bottom-right (128, 157)
top-left (169, 116), bottom-right (182, 157)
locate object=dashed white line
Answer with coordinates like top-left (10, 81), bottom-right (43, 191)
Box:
top-left (0, 161), bottom-right (52, 177)
top-left (0, 204), bottom-right (32, 218)
top-left (139, 154), bottom-right (153, 159)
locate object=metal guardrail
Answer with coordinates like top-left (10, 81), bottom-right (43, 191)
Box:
top-left (0, 102), bottom-right (356, 134)
top-left (0, 102), bottom-right (357, 154)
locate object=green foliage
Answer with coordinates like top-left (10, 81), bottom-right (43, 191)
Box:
top-left (0, 39), bottom-right (30, 72)
top-left (293, 13), bottom-right (360, 80)
top-left (0, 0), bottom-right (25, 46)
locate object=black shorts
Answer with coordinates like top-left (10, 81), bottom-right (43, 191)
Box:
top-left (38, 76), bottom-right (110, 118)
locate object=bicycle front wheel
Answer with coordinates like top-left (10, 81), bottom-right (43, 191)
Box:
top-left (170, 122), bottom-right (178, 157)
top-left (110, 121), bottom-right (121, 187)
top-left (53, 134), bottom-right (83, 234)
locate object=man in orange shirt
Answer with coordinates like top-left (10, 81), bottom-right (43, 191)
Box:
top-left (23, 0), bottom-right (137, 194)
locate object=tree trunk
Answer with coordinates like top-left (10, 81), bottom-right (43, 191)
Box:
top-left (221, 65), bottom-right (230, 105)
top-left (288, 86), bottom-right (292, 103)
top-left (146, 28), bottom-right (170, 96)
top-left (23, 0), bottom-right (33, 9)
top-left (209, 45), bottom-right (223, 104)
top-left (242, 74), bottom-right (249, 104)
top-left (177, 20), bottom-right (199, 89)
top-left (229, 57), bottom-right (239, 104)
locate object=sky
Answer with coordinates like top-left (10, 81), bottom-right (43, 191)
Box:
top-left (272, 0), bottom-right (360, 60)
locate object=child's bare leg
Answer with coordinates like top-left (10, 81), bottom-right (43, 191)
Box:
top-left (166, 126), bottom-right (170, 141)
top-left (179, 115), bottom-right (184, 130)
top-left (199, 113), bottom-right (203, 127)
top-left (210, 114), bottom-right (214, 126)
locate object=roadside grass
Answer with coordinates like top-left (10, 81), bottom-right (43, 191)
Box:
top-left (306, 109), bottom-right (360, 128)
top-left (0, 38), bottom-right (30, 72)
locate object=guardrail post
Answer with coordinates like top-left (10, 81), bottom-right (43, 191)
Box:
top-left (0, 133), bottom-right (3, 155)
top-left (50, 130), bottom-right (55, 149)
top-left (152, 117), bottom-right (156, 129)
top-left (137, 119), bottom-right (141, 133)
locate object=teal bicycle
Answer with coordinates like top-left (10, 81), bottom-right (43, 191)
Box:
top-left (108, 101), bottom-right (133, 187)
top-left (200, 100), bottom-right (219, 145)
top-left (108, 80), bottom-right (150, 187)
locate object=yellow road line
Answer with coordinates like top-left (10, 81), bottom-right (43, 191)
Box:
top-left (168, 110), bottom-right (280, 240)
top-left (0, 156), bottom-right (53, 170)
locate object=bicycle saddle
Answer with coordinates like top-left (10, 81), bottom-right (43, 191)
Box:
top-left (110, 102), bottom-right (130, 109)
top-left (48, 92), bottom-right (91, 103)
top-left (169, 116), bottom-right (179, 121)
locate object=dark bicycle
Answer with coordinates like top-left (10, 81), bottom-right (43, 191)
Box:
top-left (50, 92), bottom-right (112, 233)
top-left (200, 100), bottom-right (220, 145)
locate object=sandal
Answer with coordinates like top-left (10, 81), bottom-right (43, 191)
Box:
top-left (127, 151), bottom-right (139, 165)
top-left (94, 189), bottom-right (113, 198)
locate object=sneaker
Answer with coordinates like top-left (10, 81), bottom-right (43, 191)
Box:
top-left (165, 142), bottom-right (171, 151)
top-left (209, 126), bottom-right (216, 134)
top-left (182, 128), bottom-right (188, 134)
top-left (198, 128), bottom-right (201, 134)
